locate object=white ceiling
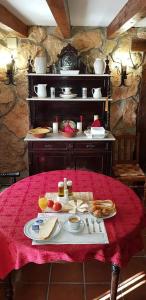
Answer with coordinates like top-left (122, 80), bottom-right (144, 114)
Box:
top-left (0, 0), bottom-right (145, 28)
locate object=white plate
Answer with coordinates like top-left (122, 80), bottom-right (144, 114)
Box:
top-left (63, 219), bottom-right (85, 233)
top-left (60, 70), bottom-right (79, 75)
top-left (24, 218), bottom-right (62, 241)
top-left (60, 93), bottom-right (77, 99)
top-left (90, 210), bottom-right (117, 220)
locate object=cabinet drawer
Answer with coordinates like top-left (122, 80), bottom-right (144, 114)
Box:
top-left (29, 141), bottom-right (70, 150)
top-left (74, 142), bottom-right (107, 150)
top-left (28, 141), bottom-right (68, 150)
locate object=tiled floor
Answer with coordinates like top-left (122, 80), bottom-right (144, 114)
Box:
top-left (0, 233), bottom-right (146, 300)
top-left (0, 186), bottom-right (146, 300)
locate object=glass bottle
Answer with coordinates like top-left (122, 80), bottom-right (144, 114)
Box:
top-left (67, 180), bottom-right (73, 196)
top-left (58, 181), bottom-right (64, 197)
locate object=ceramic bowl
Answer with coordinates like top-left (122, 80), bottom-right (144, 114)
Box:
top-left (61, 131), bottom-right (77, 138)
top-left (29, 127), bottom-right (52, 138)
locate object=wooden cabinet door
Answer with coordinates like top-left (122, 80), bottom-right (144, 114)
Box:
top-left (29, 152), bottom-right (68, 175)
top-left (74, 152), bottom-right (104, 172)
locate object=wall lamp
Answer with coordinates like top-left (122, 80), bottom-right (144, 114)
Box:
top-left (120, 65), bottom-right (127, 86)
top-left (6, 55), bottom-right (15, 85)
top-left (5, 37), bottom-right (17, 85)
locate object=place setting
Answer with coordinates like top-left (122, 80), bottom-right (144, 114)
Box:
top-left (23, 177), bottom-right (117, 245)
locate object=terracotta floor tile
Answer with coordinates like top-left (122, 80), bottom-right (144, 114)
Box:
top-left (14, 283), bottom-right (48, 300)
top-left (85, 260), bottom-right (111, 283)
top-left (51, 262), bottom-right (83, 282)
top-left (121, 257), bottom-right (146, 280)
top-left (120, 279), bottom-right (146, 300)
top-left (86, 284), bottom-right (111, 300)
top-left (18, 263), bottom-right (50, 283)
top-left (48, 284), bottom-right (84, 300)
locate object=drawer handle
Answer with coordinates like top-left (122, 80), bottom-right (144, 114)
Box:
top-left (44, 145), bottom-right (53, 148)
top-left (86, 144), bottom-right (96, 148)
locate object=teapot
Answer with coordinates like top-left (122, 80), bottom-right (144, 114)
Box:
top-left (92, 88), bottom-right (102, 99)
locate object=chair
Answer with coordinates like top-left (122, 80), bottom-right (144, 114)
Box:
top-left (112, 133), bottom-right (146, 205)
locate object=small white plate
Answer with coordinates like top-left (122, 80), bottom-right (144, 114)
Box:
top-left (60, 93), bottom-right (77, 99)
top-left (24, 218), bottom-right (61, 241)
top-left (63, 219), bottom-right (85, 233)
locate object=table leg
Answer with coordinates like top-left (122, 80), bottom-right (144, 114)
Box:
top-left (110, 264), bottom-right (120, 300)
top-left (4, 272), bottom-right (13, 300)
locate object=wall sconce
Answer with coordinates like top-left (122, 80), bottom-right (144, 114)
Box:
top-left (5, 37), bottom-right (17, 85)
top-left (120, 65), bottom-right (127, 86)
top-left (6, 55), bottom-right (16, 85)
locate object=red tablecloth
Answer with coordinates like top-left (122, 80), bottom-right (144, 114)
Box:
top-left (0, 170), bottom-right (145, 279)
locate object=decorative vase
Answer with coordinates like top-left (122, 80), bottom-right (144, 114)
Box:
top-left (93, 58), bottom-right (105, 75)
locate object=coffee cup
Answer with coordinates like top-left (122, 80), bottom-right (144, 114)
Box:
top-left (68, 215), bottom-right (81, 230)
top-left (34, 84), bottom-right (47, 98)
top-left (34, 56), bottom-right (47, 74)
top-left (62, 87), bottom-right (72, 95)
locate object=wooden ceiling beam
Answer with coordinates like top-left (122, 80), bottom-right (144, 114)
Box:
top-left (107, 0), bottom-right (146, 39)
top-left (131, 38), bottom-right (146, 51)
top-left (0, 4), bottom-right (28, 37)
top-left (46, 0), bottom-right (70, 38)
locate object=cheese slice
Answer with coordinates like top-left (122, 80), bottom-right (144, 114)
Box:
top-left (38, 217), bottom-right (58, 240)
top-left (77, 199), bottom-right (83, 206)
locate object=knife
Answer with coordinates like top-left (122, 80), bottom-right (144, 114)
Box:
top-left (85, 218), bottom-right (91, 234)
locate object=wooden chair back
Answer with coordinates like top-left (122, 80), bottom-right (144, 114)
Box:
top-left (113, 134), bottom-right (140, 165)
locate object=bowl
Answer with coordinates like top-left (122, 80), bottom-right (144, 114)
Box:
top-left (29, 127), bottom-right (52, 138)
top-left (61, 131), bottom-right (77, 138)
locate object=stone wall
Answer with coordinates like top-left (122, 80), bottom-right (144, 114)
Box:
top-left (0, 26), bottom-right (144, 175)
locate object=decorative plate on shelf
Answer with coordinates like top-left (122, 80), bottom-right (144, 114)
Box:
top-left (60, 120), bottom-right (76, 131)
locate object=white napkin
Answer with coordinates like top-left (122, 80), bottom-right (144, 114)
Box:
top-left (32, 213), bottom-right (109, 245)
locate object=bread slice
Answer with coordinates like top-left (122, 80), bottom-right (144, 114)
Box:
top-left (38, 217), bottom-right (58, 240)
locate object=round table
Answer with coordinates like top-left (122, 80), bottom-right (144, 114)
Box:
top-left (0, 170), bottom-right (145, 300)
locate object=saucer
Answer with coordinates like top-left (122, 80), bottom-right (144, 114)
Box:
top-left (63, 220), bottom-right (85, 233)
top-left (60, 93), bottom-right (77, 99)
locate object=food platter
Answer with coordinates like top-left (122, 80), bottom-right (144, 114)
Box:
top-left (89, 200), bottom-right (116, 219)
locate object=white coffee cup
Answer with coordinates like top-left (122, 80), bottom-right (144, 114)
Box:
top-left (34, 56), bottom-right (47, 74)
top-left (68, 215), bottom-right (81, 230)
top-left (92, 88), bottom-right (102, 99)
top-left (34, 84), bottom-right (47, 98)
top-left (62, 87), bottom-right (72, 95)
